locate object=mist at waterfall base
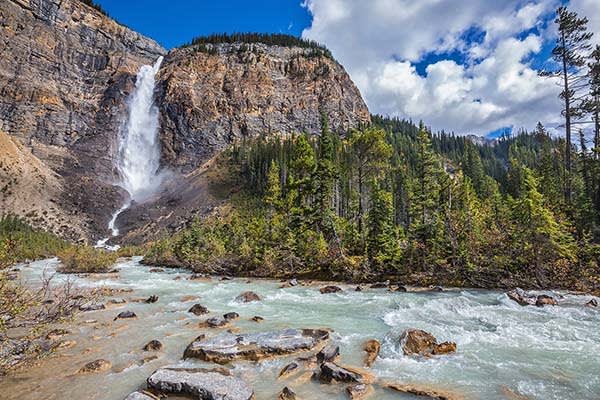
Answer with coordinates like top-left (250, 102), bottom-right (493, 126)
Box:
top-left (97, 56), bottom-right (165, 247)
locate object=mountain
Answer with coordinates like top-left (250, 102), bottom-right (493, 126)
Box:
top-left (0, 0), bottom-right (370, 242)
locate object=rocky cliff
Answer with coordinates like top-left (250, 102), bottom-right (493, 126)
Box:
top-left (0, 0), bottom-right (370, 242)
top-left (157, 43), bottom-right (370, 172)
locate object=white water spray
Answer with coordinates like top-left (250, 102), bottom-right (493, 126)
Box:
top-left (97, 56), bottom-right (163, 247)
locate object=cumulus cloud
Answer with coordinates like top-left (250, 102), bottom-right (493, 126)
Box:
top-left (302, 0), bottom-right (600, 136)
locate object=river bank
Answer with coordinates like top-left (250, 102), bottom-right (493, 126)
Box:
top-left (2, 256), bottom-right (599, 399)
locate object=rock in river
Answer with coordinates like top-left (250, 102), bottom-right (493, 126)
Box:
top-left (363, 339), bottom-right (380, 367)
top-left (347, 384), bottom-right (373, 399)
top-left (199, 317), bottom-right (230, 328)
top-left (147, 367), bottom-right (253, 400)
top-left (235, 291), bottom-right (262, 302)
top-left (320, 285), bottom-right (343, 294)
top-left (188, 304), bottom-right (209, 315)
top-left (77, 359), bottom-right (111, 374)
top-left (278, 386), bottom-right (297, 400)
top-left (317, 344), bottom-right (339, 364)
top-left (114, 311), bottom-right (137, 320)
top-left (223, 312), bottom-right (240, 320)
top-left (536, 294), bottom-right (557, 307)
top-left (143, 340), bottom-right (163, 351)
top-left (400, 329), bottom-right (456, 357)
top-left (183, 328), bottom-right (330, 363)
top-left (124, 392), bottom-right (157, 400)
top-left (586, 299), bottom-right (598, 308)
top-left (278, 362), bottom-right (300, 379)
top-left (506, 288), bottom-right (536, 306)
top-left (317, 362), bottom-right (374, 384)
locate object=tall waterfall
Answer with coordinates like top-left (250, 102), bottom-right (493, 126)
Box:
top-left (117, 56), bottom-right (164, 202)
top-left (99, 56), bottom-right (164, 244)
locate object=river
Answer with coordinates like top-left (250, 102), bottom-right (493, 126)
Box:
top-left (5, 257), bottom-right (599, 399)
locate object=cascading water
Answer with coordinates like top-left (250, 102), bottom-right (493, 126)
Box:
top-left (97, 56), bottom-right (164, 248)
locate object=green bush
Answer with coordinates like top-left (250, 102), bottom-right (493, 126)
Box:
top-left (57, 246), bottom-right (118, 273)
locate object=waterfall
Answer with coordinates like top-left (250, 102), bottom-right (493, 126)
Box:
top-left (117, 56), bottom-right (164, 201)
top-left (97, 56), bottom-right (163, 246)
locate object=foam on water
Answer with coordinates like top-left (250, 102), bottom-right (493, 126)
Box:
top-left (9, 258), bottom-right (600, 400)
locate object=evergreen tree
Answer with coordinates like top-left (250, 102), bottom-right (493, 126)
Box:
top-left (540, 6), bottom-right (593, 202)
top-left (366, 179), bottom-right (400, 270)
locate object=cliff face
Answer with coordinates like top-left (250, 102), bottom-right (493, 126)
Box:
top-left (157, 44), bottom-right (370, 171)
top-left (0, 0), bottom-right (165, 238)
top-left (0, 0), bottom-right (370, 242)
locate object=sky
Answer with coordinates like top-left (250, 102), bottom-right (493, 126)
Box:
top-left (96, 0), bottom-right (600, 137)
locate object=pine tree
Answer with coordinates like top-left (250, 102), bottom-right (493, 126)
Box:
top-left (541, 6), bottom-right (593, 203)
top-left (348, 127), bottom-right (393, 243)
top-left (366, 179), bottom-right (400, 270)
top-left (313, 114), bottom-right (337, 237)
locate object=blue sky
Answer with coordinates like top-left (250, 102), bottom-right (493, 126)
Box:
top-left (96, 0), bottom-right (312, 49)
top-left (96, 0), bottom-right (600, 137)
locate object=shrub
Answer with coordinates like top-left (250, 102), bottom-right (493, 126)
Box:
top-left (57, 246), bottom-right (117, 273)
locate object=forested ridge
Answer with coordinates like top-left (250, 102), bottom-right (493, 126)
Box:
top-left (145, 114), bottom-right (599, 289)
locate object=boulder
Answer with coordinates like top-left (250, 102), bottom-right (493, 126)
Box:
top-left (586, 299), bottom-right (598, 308)
top-left (535, 295), bottom-right (557, 307)
top-left (317, 362), bottom-right (374, 384)
top-left (114, 311), bottom-right (137, 320)
top-left (183, 328), bottom-right (330, 363)
top-left (317, 344), bottom-right (339, 364)
top-left (506, 288), bottom-right (536, 306)
top-left (278, 362), bottom-right (300, 379)
top-left (189, 304), bottom-right (210, 315)
top-left (320, 286), bottom-right (343, 294)
top-left (200, 317), bottom-right (230, 328)
top-left (289, 279), bottom-right (299, 287)
top-left (363, 339), bottom-right (380, 367)
top-left (224, 312), bottom-right (240, 320)
top-left (355, 286), bottom-right (363, 292)
top-left (278, 386), bottom-right (297, 400)
top-left (77, 359), bottom-right (111, 374)
top-left (145, 295), bottom-right (159, 304)
top-left (147, 367), bottom-right (253, 400)
top-left (143, 340), bottom-right (163, 351)
top-left (399, 329), bottom-right (456, 357)
top-left (346, 384), bottom-right (373, 399)
top-left (236, 291), bottom-right (262, 303)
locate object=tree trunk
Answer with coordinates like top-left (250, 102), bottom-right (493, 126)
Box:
top-left (561, 30), bottom-right (573, 203)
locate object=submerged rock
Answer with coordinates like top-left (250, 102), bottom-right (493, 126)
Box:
top-left (317, 344), bottom-right (339, 364)
top-left (79, 303), bottom-right (105, 312)
top-left (399, 329), bottom-right (456, 357)
top-left (347, 384), bottom-right (373, 399)
top-left (148, 268), bottom-right (164, 273)
top-left (235, 291), bottom-right (262, 303)
top-left (320, 285), bottom-right (342, 294)
top-left (278, 362), bottom-right (300, 379)
top-left (114, 311), bottom-right (137, 320)
top-left (77, 359), bottom-right (111, 374)
top-left (251, 316), bottom-right (264, 323)
top-left (586, 299), bottom-right (598, 308)
top-left (317, 362), bottom-right (374, 384)
top-left (200, 317), bottom-right (230, 328)
top-left (188, 304), bottom-right (209, 315)
top-left (506, 288), bottom-right (536, 306)
top-left (124, 392), bottom-right (157, 400)
top-left (223, 312), bottom-right (240, 320)
top-left (147, 367), bottom-right (253, 400)
top-left (383, 382), bottom-right (464, 400)
top-left (143, 340), bottom-right (163, 351)
top-left (535, 295), bottom-right (557, 307)
top-left (278, 386), bottom-right (297, 400)
top-left (363, 339), bottom-right (380, 367)
top-left (183, 328), bottom-right (330, 363)
top-left (145, 295), bottom-right (159, 304)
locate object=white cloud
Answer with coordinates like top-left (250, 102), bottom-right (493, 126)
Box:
top-left (302, 0), bottom-right (599, 136)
